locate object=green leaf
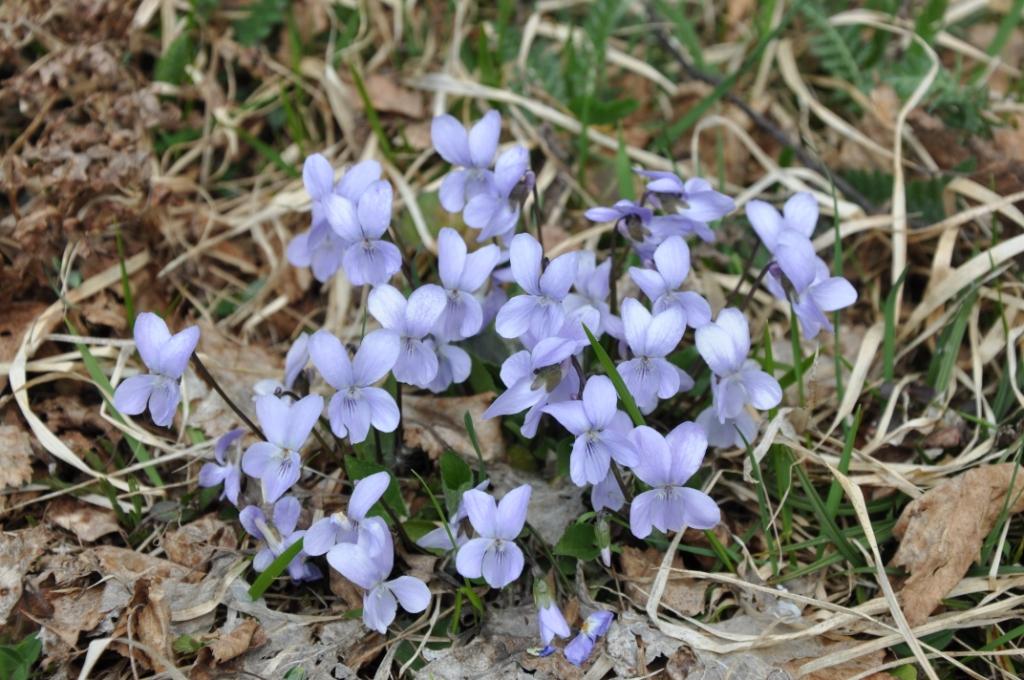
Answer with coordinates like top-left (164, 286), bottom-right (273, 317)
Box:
top-left (440, 450), bottom-right (472, 495)
top-left (554, 522), bottom-right (600, 561)
top-left (0, 633), bottom-right (41, 680)
top-left (172, 634), bottom-right (205, 655)
top-left (248, 537), bottom-right (304, 599)
top-left (154, 32), bottom-right (193, 84)
top-left (233, 0), bottom-right (287, 46)
top-left (583, 324), bottom-right (644, 426)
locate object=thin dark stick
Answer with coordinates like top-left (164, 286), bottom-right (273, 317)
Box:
top-left (611, 463), bottom-right (634, 503)
top-left (727, 242), bottom-right (761, 305)
top-left (531, 184), bottom-right (545, 252)
top-left (609, 225), bottom-right (620, 315)
top-left (646, 4), bottom-right (877, 215)
top-left (191, 353), bottom-right (264, 440)
top-left (740, 261), bottom-right (777, 311)
top-left (571, 356), bottom-right (586, 399)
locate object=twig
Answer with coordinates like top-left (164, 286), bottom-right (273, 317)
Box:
top-left (646, 4), bottom-right (877, 215)
top-left (190, 353), bottom-right (264, 440)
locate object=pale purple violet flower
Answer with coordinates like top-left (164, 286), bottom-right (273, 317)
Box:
top-left (434, 227), bottom-right (501, 341)
top-left (326, 179), bottom-right (402, 286)
top-left (239, 496), bottom-right (321, 582)
top-left (745, 192), bottom-right (819, 292)
top-left (522, 301), bottom-right (600, 354)
top-left (638, 170), bottom-right (734, 243)
top-left (584, 199), bottom-right (662, 259)
top-left (288, 157), bottom-right (382, 282)
top-left (483, 337), bottom-right (580, 438)
top-left (696, 406), bottom-right (758, 449)
top-left (617, 298), bottom-right (693, 414)
top-left (241, 394), bottom-right (323, 503)
top-left (432, 110), bottom-right (501, 213)
top-left (417, 480), bottom-right (490, 551)
top-left (304, 471), bottom-right (391, 556)
top-left (464, 145), bottom-right (534, 242)
top-left (564, 610), bottom-right (614, 666)
top-left (329, 528), bottom-right (430, 634)
top-left (368, 284), bottom-right (447, 387)
top-left (533, 579), bottom-right (570, 647)
top-left (455, 484), bottom-right (532, 588)
top-left (198, 428), bottom-right (245, 506)
top-left (113, 312), bottom-right (199, 428)
top-left (695, 308), bottom-right (781, 422)
top-left (628, 236), bottom-right (711, 329)
top-left (628, 424), bottom-right (720, 539)
top-left (424, 338), bottom-right (472, 394)
top-left (308, 329), bottom-right (400, 444)
top-left (764, 256), bottom-right (857, 339)
top-left (495, 233), bottom-right (577, 339)
top-left (564, 252), bottom-right (621, 340)
top-left (543, 375), bottom-right (638, 486)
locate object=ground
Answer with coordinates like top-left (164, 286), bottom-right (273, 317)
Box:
top-left (1, 1), bottom-right (1024, 679)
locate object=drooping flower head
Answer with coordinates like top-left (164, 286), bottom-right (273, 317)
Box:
top-left (543, 375), bottom-right (638, 486)
top-left (288, 157), bottom-right (382, 282)
top-left (745, 192), bottom-right (819, 292)
top-left (584, 200), bottom-right (661, 259)
top-left (695, 308), bottom-right (781, 423)
top-left (198, 428), bottom-right (245, 506)
top-left (423, 337), bottom-right (472, 394)
top-left (368, 284), bottom-right (447, 388)
top-left (113, 312), bottom-right (200, 428)
top-left (764, 256), bottom-right (857, 340)
top-left (417, 480), bottom-right (490, 552)
top-left (483, 337), bottom-right (579, 438)
top-left (329, 528), bottom-right (430, 634)
top-left (241, 394), bottom-right (323, 503)
top-left (617, 298), bottom-right (693, 414)
top-left (464, 145), bottom-right (534, 242)
top-left (283, 332), bottom-right (311, 390)
top-left (455, 484), bottom-right (532, 588)
top-left (628, 236), bottom-right (711, 329)
top-left (239, 495), bottom-right (321, 582)
top-left (495, 233), bottom-right (577, 340)
top-left (434, 227), bottom-right (501, 341)
top-left (564, 252), bottom-right (621, 340)
top-left (308, 329), bottom-right (400, 444)
top-left (432, 110), bottom-right (501, 213)
top-left (638, 170), bottom-right (734, 243)
top-left (628, 424), bottom-right (720, 539)
top-left (564, 610), bottom-right (615, 666)
top-left (533, 578), bottom-right (570, 647)
top-left (304, 471), bottom-right (391, 557)
top-left (326, 179), bottom-right (403, 286)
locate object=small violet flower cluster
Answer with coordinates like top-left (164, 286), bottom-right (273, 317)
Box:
top-left (108, 107), bottom-right (856, 664)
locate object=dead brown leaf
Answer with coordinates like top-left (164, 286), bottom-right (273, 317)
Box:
top-left (191, 618), bottom-right (267, 679)
top-left (0, 424), bottom-right (33, 490)
top-left (892, 463), bottom-right (1024, 625)
top-left (0, 526), bottom-right (52, 624)
top-left (363, 73), bottom-right (424, 118)
top-left (162, 515), bottom-right (237, 571)
top-left (620, 546), bottom-right (705, 616)
top-left (403, 392), bottom-right (505, 461)
top-left (110, 579), bottom-right (175, 672)
top-left (87, 545), bottom-right (192, 584)
top-left (0, 302), bottom-right (49, 392)
top-left (46, 498), bottom-right (121, 542)
top-left (37, 586), bottom-right (107, 661)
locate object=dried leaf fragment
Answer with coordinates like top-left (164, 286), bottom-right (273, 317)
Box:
top-left (892, 463), bottom-right (1024, 625)
top-left (402, 392), bottom-right (504, 462)
top-left (620, 546), bottom-right (705, 616)
top-left (111, 579), bottom-right (175, 671)
top-left (0, 424), bottom-right (34, 490)
top-left (46, 498), bottom-right (121, 542)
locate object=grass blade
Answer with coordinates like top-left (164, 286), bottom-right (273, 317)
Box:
top-left (583, 324), bottom-right (644, 426)
top-left (248, 538), bottom-right (304, 599)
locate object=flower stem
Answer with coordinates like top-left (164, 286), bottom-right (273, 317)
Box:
top-left (190, 353), bottom-right (264, 440)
